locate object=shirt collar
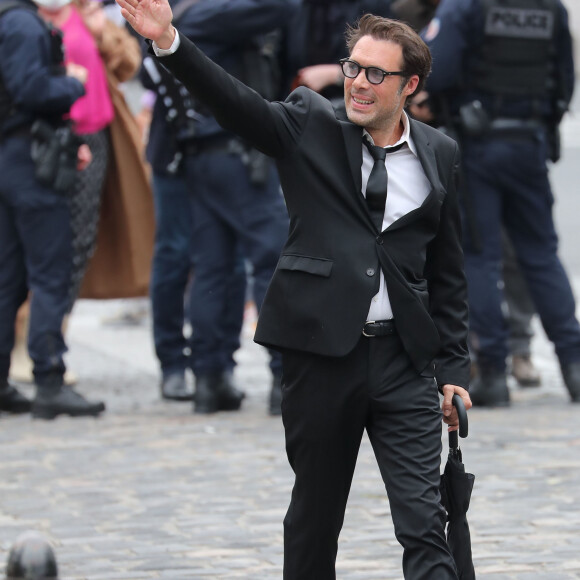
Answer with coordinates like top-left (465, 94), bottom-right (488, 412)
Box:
top-left (362, 111), bottom-right (417, 157)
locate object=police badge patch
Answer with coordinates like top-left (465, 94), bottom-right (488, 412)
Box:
top-left (423, 18), bottom-right (440, 42)
top-left (485, 7), bottom-right (554, 39)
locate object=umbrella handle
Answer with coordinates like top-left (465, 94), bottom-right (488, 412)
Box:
top-left (449, 394), bottom-right (468, 450)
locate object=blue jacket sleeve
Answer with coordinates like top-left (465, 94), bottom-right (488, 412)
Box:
top-left (556, 2), bottom-right (575, 104)
top-left (0, 9), bottom-right (85, 116)
top-left (422, 0), bottom-right (481, 94)
top-left (178, 0), bottom-right (297, 45)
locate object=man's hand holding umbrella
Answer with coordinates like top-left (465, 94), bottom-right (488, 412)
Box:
top-left (441, 384), bottom-right (472, 431)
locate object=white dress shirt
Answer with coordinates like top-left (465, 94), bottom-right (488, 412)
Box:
top-left (363, 112), bottom-right (431, 321)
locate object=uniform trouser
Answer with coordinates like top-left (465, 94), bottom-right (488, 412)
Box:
top-left (0, 136), bottom-right (72, 385)
top-left (150, 171), bottom-right (245, 376)
top-left (502, 229), bottom-right (536, 357)
top-left (280, 334), bottom-right (457, 580)
top-left (183, 149), bottom-right (289, 376)
top-left (461, 132), bottom-right (580, 371)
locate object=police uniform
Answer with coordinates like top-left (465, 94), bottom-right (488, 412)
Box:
top-left (0, 0), bottom-right (105, 418)
top-left (423, 0), bottom-right (580, 405)
top-left (144, 0), bottom-right (293, 414)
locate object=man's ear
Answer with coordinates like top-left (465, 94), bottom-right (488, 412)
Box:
top-left (404, 75), bottom-right (420, 97)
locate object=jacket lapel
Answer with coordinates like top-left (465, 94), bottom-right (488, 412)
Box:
top-left (385, 120), bottom-right (445, 232)
top-left (409, 119), bottom-right (442, 192)
top-left (334, 105), bottom-right (377, 228)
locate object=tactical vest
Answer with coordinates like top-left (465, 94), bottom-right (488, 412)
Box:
top-left (473, 0), bottom-right (559, 99)
top-left (0, 0), bottom-right (65, 130)
top-left (143, 7), bottom-right (280, 143)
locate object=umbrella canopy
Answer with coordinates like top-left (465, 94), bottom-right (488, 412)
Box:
top-left (440, 394), bottom-right (476, 580)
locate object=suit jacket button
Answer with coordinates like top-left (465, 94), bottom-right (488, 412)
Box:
top-left (366, 268), bottom-right (375, 276)
top-left (376, 236), bottom-right (383, 245)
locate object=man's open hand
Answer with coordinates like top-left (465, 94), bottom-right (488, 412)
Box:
top-left (116, 0), bottom-right (174, 46)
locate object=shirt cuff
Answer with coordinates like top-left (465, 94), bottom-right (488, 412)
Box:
top-left (152, 28), bottom-right (180, 56)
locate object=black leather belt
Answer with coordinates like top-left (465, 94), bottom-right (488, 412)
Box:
top-left (362, 319), bottom-right (396, 337)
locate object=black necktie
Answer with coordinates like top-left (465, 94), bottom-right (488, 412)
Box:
top-left (364, 139), bottom-right (405, 230)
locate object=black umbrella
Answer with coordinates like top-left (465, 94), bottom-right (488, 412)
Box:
top-left (440, 394), bottom-right (476, 580)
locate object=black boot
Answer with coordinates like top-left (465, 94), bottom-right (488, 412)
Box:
top-left (6, 531), bottom-right (58, 579)
top-left (0, 380), bottom-right (32, 414)
top-left (560, 362), bottom-right (580, 403)
top-left (269, 372), bottom-right (283, 416)
top-left (193, 373), bottom-right (220, 414)
top-left (194, 372), bottom-right (245, 413)
top-left (219, 370), bottom-right (245, 411)
top-left (469, 366), bottom-right (510, 407)
top-left (32, 376), bottom-right (105, 420)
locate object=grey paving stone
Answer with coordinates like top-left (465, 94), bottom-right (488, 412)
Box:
top-left (1, 297), bottom-right (580, 578)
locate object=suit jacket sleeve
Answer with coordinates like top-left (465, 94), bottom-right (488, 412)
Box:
top-left (426, 141), bottom-right (471, 389)
top-left (157, 32), bottom-right (307, 157)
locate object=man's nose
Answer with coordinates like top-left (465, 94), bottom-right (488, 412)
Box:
top-left (352, 70), bottom-right (370, 89)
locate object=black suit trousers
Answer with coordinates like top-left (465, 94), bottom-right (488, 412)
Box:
top-left (280, 333), bottom-right (458, 580)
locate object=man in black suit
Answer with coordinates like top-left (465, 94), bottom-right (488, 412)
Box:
top-left (117, 2), bottom-right (472, 577)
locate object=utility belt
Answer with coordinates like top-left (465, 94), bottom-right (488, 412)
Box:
top-left (0, 120), bottom-right (81, 193)
top-left (457, 100), bottom-right (546, 138)
top-left (0, 123), bottom-right (32, 143)
top-left (488, 118), bottom-right (544, 133)
top-left (181, 136), bottom-right (271, 187)
top-left (181, 135), bottom-right (236, 156)
top-left (453, 100), bottom-right (560, 161)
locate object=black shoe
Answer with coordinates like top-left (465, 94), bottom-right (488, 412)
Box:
top-left (32, 385), bottom-right (106, 419)
top-left (160, 371), bottom-right (192, 401)
top-left (560, 362), bottom-right (580, 403)
top-left (6, 531), bottom-right (58, 579)
top-left (193, 372), bottom-right (244, 414)
top-left (269, 373), bottom-right (283, 416)
top-left (469, 368), bottom-right (510, 407)
top-left (193, 373), bottom-right (220, 414)
top-left (0, 381), bottom-right (32, 414)
top-left (219, 370), bottom-right (245, 411)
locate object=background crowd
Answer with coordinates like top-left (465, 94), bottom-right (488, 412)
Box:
top-left (1, 0), bottom-right (578, 420)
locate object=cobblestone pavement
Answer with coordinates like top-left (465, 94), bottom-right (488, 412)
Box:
top-left (1, 296), bottom-right (580, 580)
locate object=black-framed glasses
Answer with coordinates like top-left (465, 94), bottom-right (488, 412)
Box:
top-left (339, 58), bottom-right (406, 85)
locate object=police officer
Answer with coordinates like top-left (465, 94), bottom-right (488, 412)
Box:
top-left (0, 0), bottom-right (106, 418)
top-left (140, 56), bottom-right (248, 404)
top-left (422, 0), bottom-right (580, 405)
top-left (145, 0), bottom-right (293, 415)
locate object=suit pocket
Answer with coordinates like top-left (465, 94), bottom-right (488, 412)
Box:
top-left (409, 280), bottom-right (428, 292)
top-left (278, 254), bottom-right (333, 277)
top-left (410, 280), bottom-right (430, 310)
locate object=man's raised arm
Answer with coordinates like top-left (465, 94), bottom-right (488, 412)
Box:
top-left (116, 0), bottom-right (298, 157)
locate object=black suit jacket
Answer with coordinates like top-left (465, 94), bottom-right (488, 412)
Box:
top-left (160, 34), bottom-right (471, 388)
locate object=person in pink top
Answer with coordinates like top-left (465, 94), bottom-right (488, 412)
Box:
top-left (37, 0), bottom-right (137, 311)
top-left (62, 2), bottom-right (115, 135)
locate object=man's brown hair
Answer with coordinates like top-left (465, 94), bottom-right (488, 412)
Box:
top-left (345, 14), bottom-right (432, 99)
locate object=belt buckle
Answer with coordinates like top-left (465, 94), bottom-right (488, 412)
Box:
top-left (362, 321), bottom-right (376, 338)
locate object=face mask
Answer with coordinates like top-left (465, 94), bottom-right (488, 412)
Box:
top-left (33, 0), bottom-right (72, 11)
